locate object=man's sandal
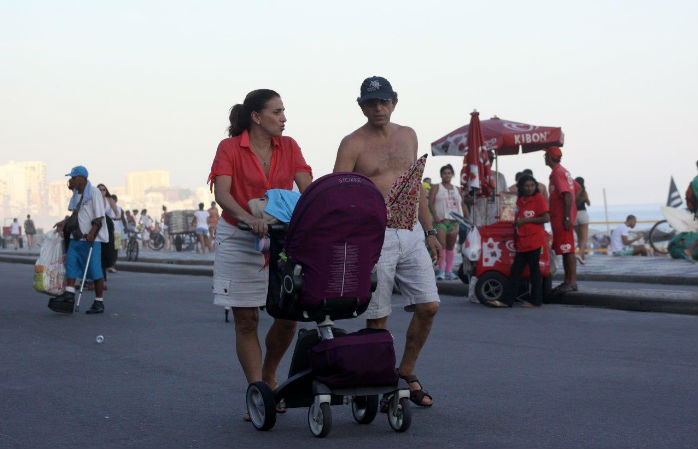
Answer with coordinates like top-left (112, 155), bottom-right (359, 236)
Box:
top-left (398, 372), bottom-right (433, 407)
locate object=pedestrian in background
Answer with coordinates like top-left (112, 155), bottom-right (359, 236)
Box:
top-left (24, 214), bottom-right (36, 250)
top-left (545, 147), bottom-right (578, 294)
top-left (207, 88), bottom-right (312, 420)
top-left (49, 166), bottom-right (108, 314)
top-left (194, 202), bottom-right (210, 253)
top-left (97, 184), bottom-right (119, 276)
top-left (207, 201), bottom-right (219, 249)
top-left (574, 176), bottom-right (591, 265)
top-left (10, 218), bottom-right (21, 250)
top-left (496, 174), bottom-right (549, 308)
top-left (429, 163), bottom-right (469, 280)
top-left (139, 209), bottom-right (151, 249)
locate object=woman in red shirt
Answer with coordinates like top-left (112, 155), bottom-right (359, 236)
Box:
top-left (207, 89), bottom-right (312, 420)
top-left (490, 174), bottom-right (549, 307)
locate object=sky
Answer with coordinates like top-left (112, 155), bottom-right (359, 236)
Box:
top-left (1, 0), bottom-right (697, 208)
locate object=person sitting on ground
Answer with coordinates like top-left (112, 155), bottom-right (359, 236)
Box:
top-left (610, 215), bottom-right (648, 256)
top-left (491, 174), bottom-right (550, 308)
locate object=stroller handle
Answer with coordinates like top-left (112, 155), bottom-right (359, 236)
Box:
top-left (238, 222), bottom-right (287, 233)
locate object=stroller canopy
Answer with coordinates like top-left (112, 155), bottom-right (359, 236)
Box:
top-left (286, 172), bottom-right (386, 310)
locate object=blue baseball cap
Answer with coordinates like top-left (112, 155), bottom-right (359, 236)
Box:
top-left (357, 76), bottom-right (396, 104)
top-left (65, 166), bottom-right (88, 178)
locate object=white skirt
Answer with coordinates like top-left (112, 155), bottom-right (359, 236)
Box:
top-left (212, 219), bottom-right (268, 308)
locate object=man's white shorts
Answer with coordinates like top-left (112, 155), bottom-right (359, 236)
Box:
top-left (365, 222), bottom-right (440, 320)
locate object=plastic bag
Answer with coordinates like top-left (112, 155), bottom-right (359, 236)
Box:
top-left (33, 230), bottom-right (66, 296)
top-left (463, 226), bottom-right (482, 262)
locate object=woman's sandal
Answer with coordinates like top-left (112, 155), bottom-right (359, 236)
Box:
top-left (398, 371), bottom-right (433, 407)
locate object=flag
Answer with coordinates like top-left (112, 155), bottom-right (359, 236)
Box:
top-left (667, 176), bottom-right (683, 208)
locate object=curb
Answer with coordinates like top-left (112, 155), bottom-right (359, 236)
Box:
top-left (3, 255), bottom-right (695, 315)
top-left (552, 273), bottom-right (697, 287)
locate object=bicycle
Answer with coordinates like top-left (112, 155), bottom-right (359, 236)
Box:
top-left (648, 207), bottom-right (698, 255)
top-left (648, 220), bottom-right (675, 255)
top-left (124, 227), bottom-right (166, 261)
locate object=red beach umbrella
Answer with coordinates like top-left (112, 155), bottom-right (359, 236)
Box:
top-left (431, 116), bottom-right (564, 156)
top-left (461, 110), bottom-right (494, 197)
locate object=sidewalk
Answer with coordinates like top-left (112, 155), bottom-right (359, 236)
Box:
top-left (2, 248), bottom-right (696, 315)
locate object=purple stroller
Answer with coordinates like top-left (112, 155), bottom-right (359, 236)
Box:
top-left (244, 172), bottom-right (412, 437)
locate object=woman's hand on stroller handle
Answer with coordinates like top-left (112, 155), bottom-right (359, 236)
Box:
top-left (238, 220), bottom-right (286, 236)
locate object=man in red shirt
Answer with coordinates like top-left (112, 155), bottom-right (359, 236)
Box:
top-left (545, 146), bottom-right (578, 293)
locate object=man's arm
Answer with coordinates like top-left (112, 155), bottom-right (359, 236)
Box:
top-left (621, 234), bottom-right (640, 246)
top-left (562, 192), bottom-right (572, 230)
top-left (333, 136), bottom-right (359, 173)
top-left (418, 187), bottom-right (441, 262)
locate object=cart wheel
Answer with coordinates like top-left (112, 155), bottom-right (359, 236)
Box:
top-left (542, 276), bottom-right (553, 303)
top-left (475, 271), bottom-right (508, 304)
top-left (387, 396), bottom-right (411, 432)
top-left (351, 395), bottom-right (378, 424)
top-left (246, 382), bottom-right (276, 431)
top-left (174, 235), bottom-right (183, 252)
top-left (308, 401), bottom-right (332, 438)
top-left (150, 232), bottom-right (165, 251)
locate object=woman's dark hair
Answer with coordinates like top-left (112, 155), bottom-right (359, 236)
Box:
top-left (96, 183), bottom-right (111, 197)
top-left (228, 89), bottom-right (280, 137)
top-left (440, 164), bottom-right (455, 175)
top-left (516, 174), bottom-right (540, 197)
top-left (575, 176), bottom-right (585, 191)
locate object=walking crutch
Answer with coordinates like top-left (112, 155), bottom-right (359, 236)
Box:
top-left (74, 242), bottom-right (94, 313)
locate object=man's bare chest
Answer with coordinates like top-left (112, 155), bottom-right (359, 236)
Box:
top-left (355, 145), bottom-right (415, 177)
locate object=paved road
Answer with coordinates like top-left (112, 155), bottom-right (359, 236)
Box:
top-left (1, 263), bottom-right (696, 449)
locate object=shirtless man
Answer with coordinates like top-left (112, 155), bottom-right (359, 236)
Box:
top-left (333, 76), bottom-right (441, 408)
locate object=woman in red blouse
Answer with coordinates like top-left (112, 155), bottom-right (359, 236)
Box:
top-left (490, 174), bottom-right (550, 308)
top-left (207, 89), bottom-right (313, 419)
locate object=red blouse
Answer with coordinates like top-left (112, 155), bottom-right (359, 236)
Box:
top-left (515, 192), bottom-right (549, 252)
top-left (207, 130), bottom-right (312, 225)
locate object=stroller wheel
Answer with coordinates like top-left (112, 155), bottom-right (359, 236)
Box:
top-left (246, 382), bottom-right (276, 431)
top-left (308, 401), bottom-right (332, 438)
top-left (351, 395), bottom-right (378, 424)
top-left (387, 396), bottom-right (411, 432)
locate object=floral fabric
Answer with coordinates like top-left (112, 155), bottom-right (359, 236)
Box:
top-left (385, 154), bottom-right (427, 230)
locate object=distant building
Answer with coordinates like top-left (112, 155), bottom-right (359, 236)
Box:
top-left (125, 170), bottom-right (171, 203)
top-left (0, 162), bottom-right (29, 218)
top-left (14, 161), bottom-right (47, 215)
top-left (47, 180), bottom-right (71, 217)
